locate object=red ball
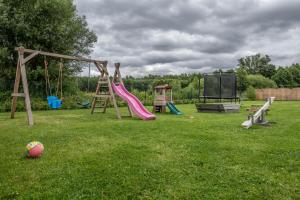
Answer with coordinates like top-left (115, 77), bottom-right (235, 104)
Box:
top-left (26, 141), bottom-right (44, 158)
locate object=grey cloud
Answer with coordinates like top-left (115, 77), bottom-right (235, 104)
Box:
top-left (75, 0), bottom-right (300, 76)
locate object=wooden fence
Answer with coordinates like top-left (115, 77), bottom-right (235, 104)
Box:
top-left (256, 88), bottom-right (300, 100)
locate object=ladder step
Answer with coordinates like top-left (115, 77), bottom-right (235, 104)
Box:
top-left (93, 94), bottom-right (111, 98)
top-left (98, 81), bottom-right (108, 84)
top-left (94, 106), bottom-right (105, 108)
top-left (92, 111), bottom-right (105, 113)
top-left (12, 93), bottom-right (25, 97)
top-left (96, 101), bottom-right (106, 103)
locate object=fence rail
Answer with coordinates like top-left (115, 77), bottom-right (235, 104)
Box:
top-left (256, 88), bottom-right (300, 100)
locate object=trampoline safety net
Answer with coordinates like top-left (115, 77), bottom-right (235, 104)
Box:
top-left (202, 73), bottom-right (238, 101)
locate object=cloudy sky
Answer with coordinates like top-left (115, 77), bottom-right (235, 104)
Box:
top-left (74, 0), bottom-right (300, 77)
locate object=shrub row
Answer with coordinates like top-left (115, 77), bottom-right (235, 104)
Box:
top-left (1, 94), bottom-right (258, 113)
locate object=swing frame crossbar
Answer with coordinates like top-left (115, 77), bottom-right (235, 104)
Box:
top-left (11, 46), bottom-right (120, 126)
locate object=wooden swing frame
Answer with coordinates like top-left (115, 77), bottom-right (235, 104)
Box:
top-left (11, 47), bottom-right (121, 126)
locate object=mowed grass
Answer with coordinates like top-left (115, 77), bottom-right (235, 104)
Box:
top-left (0, 101), bottom-right (299, 199)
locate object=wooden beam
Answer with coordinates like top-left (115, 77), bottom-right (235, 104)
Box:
top-left (11, 58), bottom-right (21, 119)
top-left (95, 61), bottom-right (109, 74)
top-left (113, 63), bottom-right (122, 83)
top-left (15, 47), bottom-right (106, 64)
top-left (12, 93), bottom-right (25, 97)
top-left (19, 50), bottom-right (34, 126)
top-left (93, 94), bottom-right (111, 98)
top-left (22, 51), bottom-right (40, 64)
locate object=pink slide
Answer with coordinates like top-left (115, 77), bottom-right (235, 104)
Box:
top-left (112, 83), bottom-right (156, 120)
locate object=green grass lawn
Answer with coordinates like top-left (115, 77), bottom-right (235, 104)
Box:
top-left (0, 101), bottom-right (299, 199)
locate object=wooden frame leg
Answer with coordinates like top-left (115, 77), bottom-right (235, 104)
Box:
top-left (107, 80), bottom-right (121, 119)
top-left (11, 59), bottom-right (21, 119)
top-left (102, 97), bottom-right (109, 113)
top-left (91, 76), bottom-right (101, 114)
top-left (19, 53), bottom-right (34, 126)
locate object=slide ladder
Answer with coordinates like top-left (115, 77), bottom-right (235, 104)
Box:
top-left (90, 62), bottom-right (121, 119)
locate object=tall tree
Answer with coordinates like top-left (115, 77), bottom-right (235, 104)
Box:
top-left (288, 64), bottom-right (300, 86)
top-left (259, 64), bottom-right (277, 79)
top-left (238, 54), bottom-right (275, 77)
top-left (272, 67), bottom-right (293, 87)
top-left (0, 0), bottom-right (97, 97)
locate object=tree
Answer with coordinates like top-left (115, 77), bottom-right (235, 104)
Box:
top-left (288, 64), bottom-right (300, 86)
top-left (236, 68), bottom-right (249, 93)
top-left (259, 64), bottom-right (277, 79)
top-left (238, 54), bottom-right (275, 77)
top-left (0, 0), bottom-right (97, 98)
top-left (272, 67), bottom-right (294, 87)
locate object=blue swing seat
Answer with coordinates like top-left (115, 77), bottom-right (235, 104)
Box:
top-left (47, 96), bottom-right (62, 109)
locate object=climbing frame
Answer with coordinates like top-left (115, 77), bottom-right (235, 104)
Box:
top-left (91, 62), bottom-right (121, 119)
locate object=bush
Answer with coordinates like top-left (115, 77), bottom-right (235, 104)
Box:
top-left (0, 94), bottom-right (95, 112)
top-left (247, 75), bottom-right (277, 89)
top-left (245, 86), bottom-right (256, 100)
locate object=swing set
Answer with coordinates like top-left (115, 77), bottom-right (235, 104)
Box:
top-left (11, 47), bottom-right (120, 126)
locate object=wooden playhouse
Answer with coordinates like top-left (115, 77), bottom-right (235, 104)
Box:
top-left (153, 84), bottom-right (172, 113)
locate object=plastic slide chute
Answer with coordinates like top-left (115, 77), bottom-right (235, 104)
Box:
top-left (167, 102), bottom-right (182, 115)
top-left (112, 83), bottom-right (156, 120)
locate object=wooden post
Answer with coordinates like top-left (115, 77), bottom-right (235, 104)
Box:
top-left (91, 73), bottom-right (102, 114)
top-left (113, 63), bottom-right (122, 83)
top-left (19, 48), bottom-right (34, 125)
top-left (113, 63), bottom-right (133, 117)
top-left (103, 63), bottom-right (121, 119)
top-left (11, 48), bottom-right (40, 125)
top-left (11, 57), bottom-right (21, 119)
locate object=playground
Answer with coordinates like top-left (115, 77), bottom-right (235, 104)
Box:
top-left (0, 101), bottom-right (299, 199)
top-left (1, 1), bottom-right (300, 199)
top-left (0, 47), bottom-right (299, 199)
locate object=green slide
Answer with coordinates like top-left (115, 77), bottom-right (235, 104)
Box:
top-left (167, 102), bottom-right (182, 115)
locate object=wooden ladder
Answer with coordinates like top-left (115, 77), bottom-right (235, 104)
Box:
top-left (91, 77), bottom-right (110, 113)
top-left (91, 62), bottom-right (121, 119)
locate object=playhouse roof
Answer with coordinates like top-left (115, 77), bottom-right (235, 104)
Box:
top-left (154, 84), bottom-right (172, 90)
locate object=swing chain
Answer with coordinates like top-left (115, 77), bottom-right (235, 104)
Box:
top-left (44, 57), bottom-right (52, 96)
top-left (56, 58), bottom-right (63, 99)
top-left (45, 57), bottom-right (63, 100)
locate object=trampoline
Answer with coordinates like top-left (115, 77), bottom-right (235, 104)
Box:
top-left (199, 73), bottom-right (240, 103)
